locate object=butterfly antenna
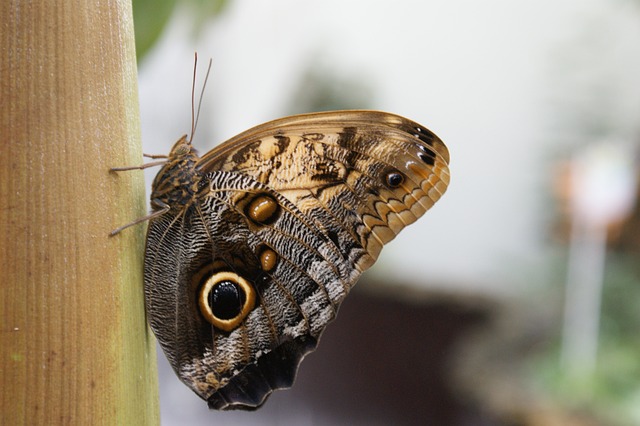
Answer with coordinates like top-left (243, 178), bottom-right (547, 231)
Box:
top-left (189, 53), bottom-right (213, 144)
top-left (190, 52), bottom-right (198, 143)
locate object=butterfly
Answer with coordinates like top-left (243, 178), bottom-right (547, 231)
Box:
top-left (112, 56), bottom-right (450, 410)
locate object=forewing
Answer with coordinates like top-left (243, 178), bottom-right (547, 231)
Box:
top-left (198, 110), bottom-right (450, 271)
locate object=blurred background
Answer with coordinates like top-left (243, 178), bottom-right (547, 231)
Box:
top-left (132, 0), bottom-right (640, 424)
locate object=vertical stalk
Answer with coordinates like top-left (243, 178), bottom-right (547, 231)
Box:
top-left (0, 1), bottom-right (159, 424)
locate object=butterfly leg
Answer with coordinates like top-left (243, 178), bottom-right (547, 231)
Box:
top-left (110, 159), bottom-right (168, 172)
top-left (109, 201), bottom-right (170, 236)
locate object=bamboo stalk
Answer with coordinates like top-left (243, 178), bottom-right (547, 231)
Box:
top-left (0, 1), bottom-right (159, 424)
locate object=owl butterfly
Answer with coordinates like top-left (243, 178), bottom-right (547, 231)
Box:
top-left (113, 57), bottom-right (450, 410)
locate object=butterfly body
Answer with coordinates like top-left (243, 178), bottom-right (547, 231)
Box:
top-left (141, 110), bottom-right (449, 410)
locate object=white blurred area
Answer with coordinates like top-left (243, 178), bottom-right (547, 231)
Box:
top-left (135, 1), bottom-right (640, 424)
top-left (138, 0), bottom-right (640, 296)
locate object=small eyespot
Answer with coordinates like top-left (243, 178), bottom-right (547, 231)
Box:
top-left (385, 172), bottom-right (404, 188)
top-left (246, 194), bottom-right (280, 225)
top-left (258, 245), bottom-right (278, 272)
top-left (198, 271), bottom-right (255, 332)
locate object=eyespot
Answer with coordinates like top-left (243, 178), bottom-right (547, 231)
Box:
top-left (246, 194), bottom-right (280, 225)
top-left (198, 271), bottom-right (255, 332)
top-left (385, 171), bottom-right (404, 188)
top-left (258, 245), bottom-right (278, 272)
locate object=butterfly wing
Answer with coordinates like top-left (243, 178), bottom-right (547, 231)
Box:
top-left (144, 110), bottom-right (450, 410)
top-left (198, 110), bottom-right (450, 270)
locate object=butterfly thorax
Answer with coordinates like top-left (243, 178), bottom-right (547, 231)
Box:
top-left (150, 135), bottom-right (202, 211)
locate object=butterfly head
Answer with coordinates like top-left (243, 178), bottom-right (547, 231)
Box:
top-left (168, 134), bottom-right (198, 157)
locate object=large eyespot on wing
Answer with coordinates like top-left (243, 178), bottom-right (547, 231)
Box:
top-left (197, 110), bottom-right (450, 271)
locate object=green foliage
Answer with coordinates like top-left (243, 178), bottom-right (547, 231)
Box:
top-left (132, 0), bottom-right (177, 61)
top-left (132, 0), bottom-right (230, 61)
top-left (532, 252), bottom-right (640, 425)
